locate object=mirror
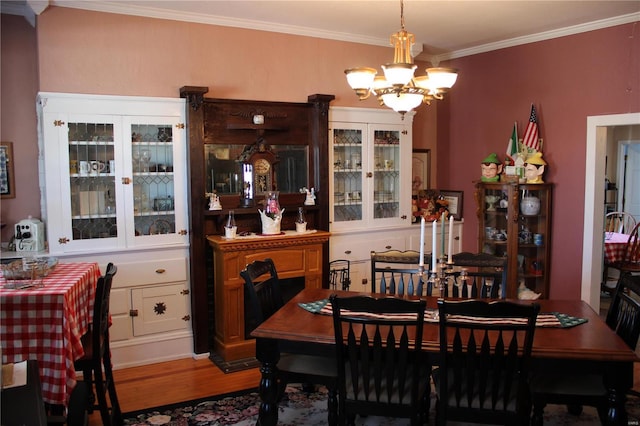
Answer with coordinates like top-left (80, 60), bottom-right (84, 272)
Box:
top-left (204, 144), bottom-right (308, 195)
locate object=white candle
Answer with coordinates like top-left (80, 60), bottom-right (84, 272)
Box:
top-left (441, 214), bottom-right (445, 256)
top-left (419, 217), bottom-right (425, 267)
top-left (448, 215), bottom-right (454, 264)
top-left (432, 219), bottom-right (437, 271)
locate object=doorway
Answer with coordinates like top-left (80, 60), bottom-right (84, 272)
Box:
top-left (582, 113), bottom-right (640, 312)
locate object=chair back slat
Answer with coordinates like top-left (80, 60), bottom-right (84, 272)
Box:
top-left (435, 299), bottom-right (539, 425)
top-left (622, 223), bottom-right (640, 265)
top-left (605, 211), bottom-right (637, 234)
top-left (329, 259), bottom-right (351, 290)
top-left (607, 272), bottom-right (640, 350)
top-left (330, 295), bottom-right (429, 423)
top-left (240, 258), bottom-right (284, 331)
top-left (450, 252), bottom-right (507, 299)
top-left (94, 263), bottom-right (117, 356)
top-left (370, 250), bottom-right (429, 296)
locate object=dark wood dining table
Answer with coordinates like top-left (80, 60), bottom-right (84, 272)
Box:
top-left (251, 288), bottom-right (639, 426)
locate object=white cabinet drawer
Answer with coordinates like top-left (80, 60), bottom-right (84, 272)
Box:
top-left (331, 233), bottom-right (406, 262)
top-left (114, 258), bottom-right (187, 287)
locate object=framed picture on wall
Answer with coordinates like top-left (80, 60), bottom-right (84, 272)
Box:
top-left (412, 149), bottom-right (430, 191)
top-left (440, 190), bottom-right (463, 220)
top-left (0, 142), bottom-right (15, 199)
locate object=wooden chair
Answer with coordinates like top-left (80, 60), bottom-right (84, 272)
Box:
top-left (240, 258), bottom-right (338, 425)
top-left (607, 222), bottom-right (640, 284)
top-left (450, 252), bottom-right (507, 298)
top-left (329, 294), bottom-right (430, 426)
top-left (434, 299), bottom-right (540, 426)
top-left (73, 262), bottom-right (121, 426)
top-left (531, 271), bottom-right (640, 425)
top-left (329, 259), bottom-right (351, 290)
top-left (605, 211), bottom-right (637, 234)
top-left (370, 249), bottom-right (431, 296)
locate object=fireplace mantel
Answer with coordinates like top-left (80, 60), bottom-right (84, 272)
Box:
top-left (207, 230), bottom-right (330, 361)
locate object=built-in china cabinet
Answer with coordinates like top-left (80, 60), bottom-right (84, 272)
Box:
top-left (329, 107), bottom-right (463, 291)
top-left (179, 87), bottom-right (334, 357)
top-left (37, 93), bottom-right (192, 368)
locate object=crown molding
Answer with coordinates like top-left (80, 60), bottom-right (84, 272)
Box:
top-left (426, 12), bottom-right (640, 63)
top-left (20, 1), bottom-right (639, 63)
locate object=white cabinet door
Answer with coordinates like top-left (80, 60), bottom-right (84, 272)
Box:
top-left (131, 283), bottom-right (190, 336)
top-left (329, 107), bottom-right (413, 232)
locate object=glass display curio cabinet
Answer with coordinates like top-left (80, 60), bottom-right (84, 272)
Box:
top-left (475, 181), bottom-right (552, 299)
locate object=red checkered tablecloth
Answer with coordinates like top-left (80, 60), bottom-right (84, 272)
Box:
top-left (604, 232), bottom-right (630, 264)
top-left (0, 262), bottom-right (101, 406)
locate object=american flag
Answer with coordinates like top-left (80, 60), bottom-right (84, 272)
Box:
top-left (522, 104), bottom-right (540, 151)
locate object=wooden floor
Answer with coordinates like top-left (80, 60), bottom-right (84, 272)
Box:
top-left (87, 357), bottom-right (261, 425)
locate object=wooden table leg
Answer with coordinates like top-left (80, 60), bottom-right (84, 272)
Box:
top-left (604, 362), bottom-right (633, 425)
top-left (255, 338), bottom-right (280, 426)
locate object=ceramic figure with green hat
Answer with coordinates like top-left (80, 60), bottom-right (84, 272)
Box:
top-left (480, 153), bottom-right (503, 182)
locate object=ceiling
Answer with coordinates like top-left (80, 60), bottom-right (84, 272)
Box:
top-left (3, 0), bottom-right (639, 62)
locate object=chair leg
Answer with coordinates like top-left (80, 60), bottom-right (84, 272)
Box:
top-left (531, 400), bottom-right (544, 426)
top-left (102, 351), bottom-right (122, 425)
top-left (82, 366), bottom-right (95, 414)
top-left (93, 364), bottom-right (111, 426)
top-left (327, 386), bottom-right (337, 426)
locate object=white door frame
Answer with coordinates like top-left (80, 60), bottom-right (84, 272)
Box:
top-left (582, 113), bottom-right (640, 311)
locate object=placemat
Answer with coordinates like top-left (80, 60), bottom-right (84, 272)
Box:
top-left (298, 299), bottom-right (588, 328)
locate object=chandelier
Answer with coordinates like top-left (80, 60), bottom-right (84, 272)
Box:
top-left (344, 0), bottom-right (458, 117)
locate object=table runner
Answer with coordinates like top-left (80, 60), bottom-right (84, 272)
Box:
top-left (298, 299), bottom-right (588, 328)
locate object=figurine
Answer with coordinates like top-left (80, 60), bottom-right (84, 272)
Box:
top-left (517, 280), bottom-right (541, 300)
top-left (480, 153), bottom-right (503, 182)
top-left (207, 192), bottom-right (222, 210)
top-left (524, 152), bottom-right (547, 183)
top-left (302, 187), bottom-right (316, 206)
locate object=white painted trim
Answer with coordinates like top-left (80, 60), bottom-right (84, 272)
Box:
top-left (44, 2), bottom-right (640, 62)
top-left (431, 12), bottom-right (640, 62)
top-left (582, 113), bottom-right (640, 311)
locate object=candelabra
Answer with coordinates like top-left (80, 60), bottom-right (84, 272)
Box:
top-left (424, 256), bottom-right (458, 297)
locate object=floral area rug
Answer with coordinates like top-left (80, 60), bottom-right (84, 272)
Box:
top-left (123, 383), bottom-right (640, 426)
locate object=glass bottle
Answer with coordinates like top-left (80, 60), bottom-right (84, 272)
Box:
top-left (296, 207), bottom-right (307, 233)
top-left (296, 207), bottom-right (306, 224)
top-left (265, 191), bottom-right (281, 218)
top-left (225, 210), bottom-right (237, 239)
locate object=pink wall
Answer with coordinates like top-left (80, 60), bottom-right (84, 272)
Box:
top-left (442, 24), bottom-right (639, 299)
top-left (3, 7), bottom-right (639, 301)
top-left (0, 14), bottom-right (40, 243)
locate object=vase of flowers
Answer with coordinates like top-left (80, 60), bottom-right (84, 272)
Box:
top-left (258, 191), bottom-right (284, 234)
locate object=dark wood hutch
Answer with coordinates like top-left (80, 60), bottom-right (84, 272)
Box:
top-left (179, 87), bottom-right (334, 355)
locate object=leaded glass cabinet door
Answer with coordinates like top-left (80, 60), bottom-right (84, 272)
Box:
top-left (330, 122), bottom-right (365, 230)
top-left (43, 114), bottom-right (124, 252)
top-left (123, 116), bottom-right (187, 247)
top-left (370, 125), bottom-right (404, 225)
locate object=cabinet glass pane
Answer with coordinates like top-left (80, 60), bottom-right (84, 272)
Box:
top-left (131, 124), bottom-right (176, 237)
top-left (518, 187), bottom-right (548, 286)
top-left (373, 130), bottom-right (400, 219)
top-left (68, 122), bottom-right (117, 241)
top-left (333, 128), bottom-right (363, 222)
